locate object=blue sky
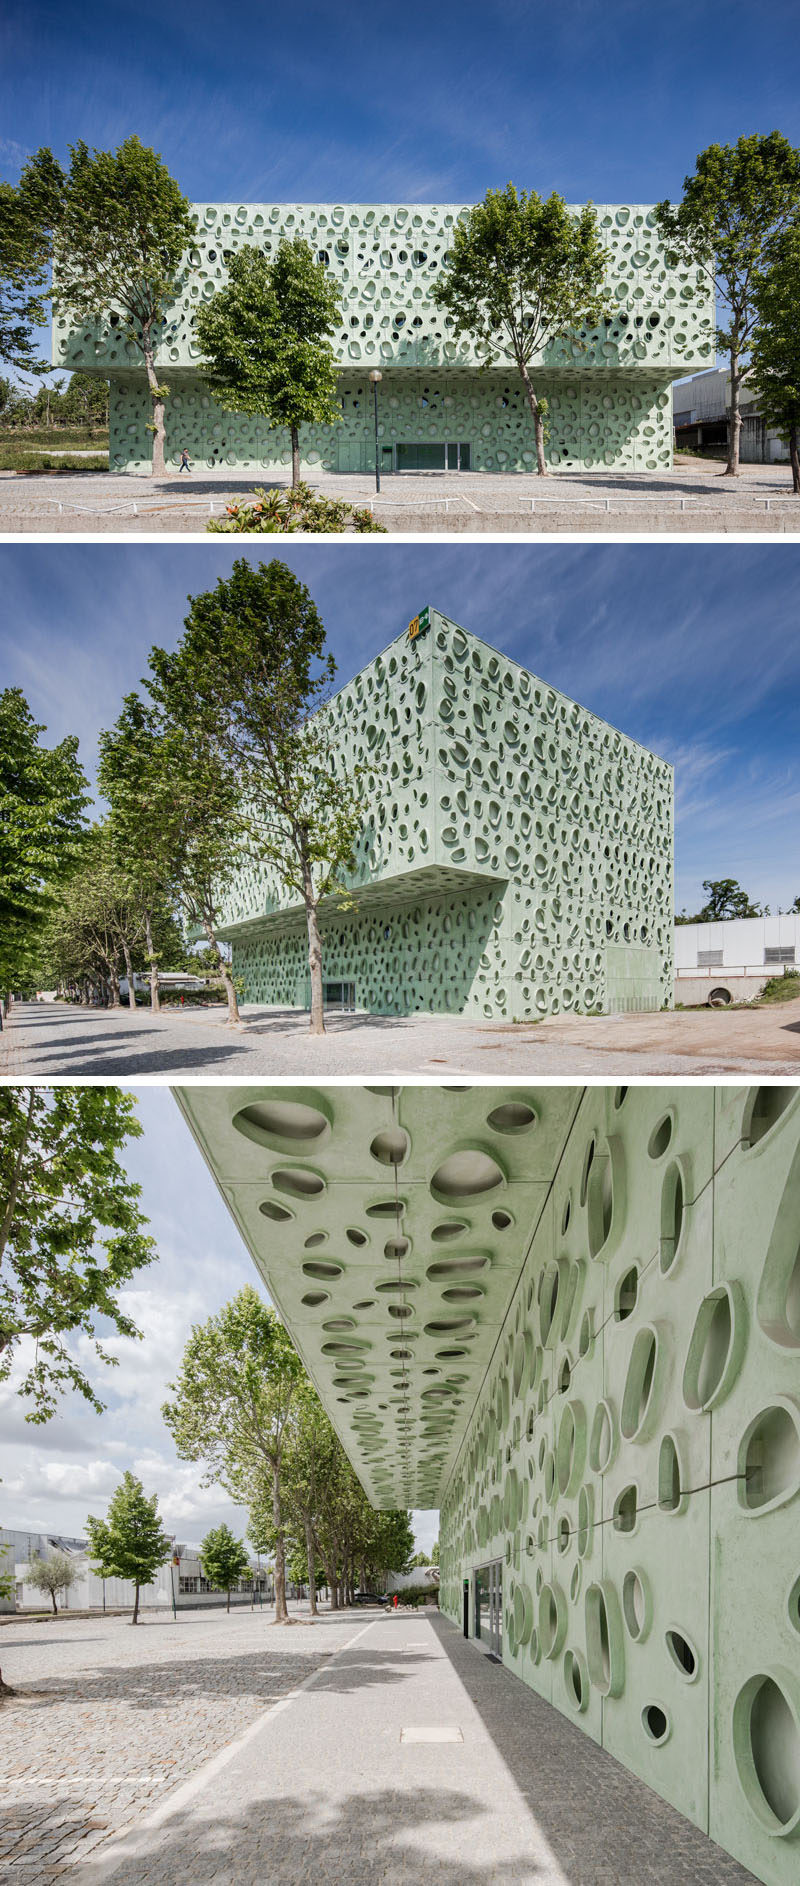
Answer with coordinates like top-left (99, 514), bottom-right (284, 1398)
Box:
top-left (1, 538), bottom-right (798, 915)
top-left (0, 1088), bottom-right (439, 1554)
top-left (2, 2), bottom-right (798, 212)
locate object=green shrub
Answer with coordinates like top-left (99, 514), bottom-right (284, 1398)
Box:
top-left (207, 481), bottom-right (385, 534)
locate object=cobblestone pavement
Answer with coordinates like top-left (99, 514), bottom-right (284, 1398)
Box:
top-left (3, 996), bottom-right (800, 1080)
top-left (0, 1604), bottom-right (355, 1881)
top-left (69, 1610), bottom-right (756, 1886)
top-left (1, 462), bottom-right (797, 533)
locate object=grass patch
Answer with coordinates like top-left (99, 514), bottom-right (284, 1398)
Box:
top-left (0, 428), bottom-right (109, 472)
top-left (756, 971), bottom-right (800, 1005)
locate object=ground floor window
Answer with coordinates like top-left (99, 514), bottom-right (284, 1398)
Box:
top-left (323, 980), bottom-right (357, 1011)
top-left (394, 442), bottom-right (471, 471)
top-left (474, 1560), bottom-right (503, 1656)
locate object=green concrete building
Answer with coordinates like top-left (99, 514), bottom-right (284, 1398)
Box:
top-left (52, 200), bottom-right (714, 474)
top-left (176, 1081), bottom-right (800, 1886)
top-left (217, 608), bottom-right (674, 1021)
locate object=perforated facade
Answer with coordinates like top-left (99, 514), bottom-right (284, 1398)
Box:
top-left (219, 609), bottom-right (674, 1021)
top-left (177, 1082), bottom-right (800, 1886)
top-left (52, 201), bottom-right (715, 474)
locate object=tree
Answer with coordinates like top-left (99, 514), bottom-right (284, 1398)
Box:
top-left (199, 1523), bottom-right (251, 1613)
top-left (696, 878), bottom-right (762, 921)
top-left (0, 148), bottom-right (64, 372)
top-left (433, 184), bottom-right (609, 475)
top-left (0, 1087), bottom-right (156, 1422)
top-left (195, 239), bottom-right (342, 487)
top-left (163, 1289), bottom-right (303, 1624)
top-left (656, 134), bottom-right (800, 476)
top-left (750, 224), bottom-right (800, 494)
top-left (25, 1549), bottom-right (79, 1616)
top-left (278, 1381), bottom-right (341, 1618)
top-left (163, 559), bottom-right (364, 1035)
top-left (85, 1472), bottom-right (171, 1625)
top-left (0, 687), bottom-right (88, 1008)
top-left (52, 138), bottom-right (196, 476)
top-left (431, 1539), bottom-right (440, 1566)
top-left (0, 1541), bottom-right (15, 1603)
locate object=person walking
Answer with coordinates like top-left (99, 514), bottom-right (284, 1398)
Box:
top-left (178, 446), bottom-right (191, 473)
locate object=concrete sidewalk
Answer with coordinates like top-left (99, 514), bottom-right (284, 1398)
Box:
top-left (80, 1610), bottom-right (754, 1886)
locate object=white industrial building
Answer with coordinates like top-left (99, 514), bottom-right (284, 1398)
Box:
top-left (1, 1527), bottom-right (270, 1613)
top-left (674, 912), bottom-right (800, 1004)
top-left (672, 366), bottom-right (790, 462)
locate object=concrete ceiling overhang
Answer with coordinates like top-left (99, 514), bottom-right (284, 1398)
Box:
top-left (216, 863), bottom-right (504, 942)
top-left (175, 1085), bottom-right (584, 1509)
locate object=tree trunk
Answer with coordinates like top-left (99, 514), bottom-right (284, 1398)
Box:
top-left (272, 1461), bottom-right (288, 1623)
top-left (132, 1582), bottom-right (140, 1626)
top-left (302, 860), bottom-right (325, 1037)
top-left (226, 1587), bottom-right (231, 1614)
top-left (50, 1588), bottom-right (58, 1615)
top-left (142, 330), bottom-right (167, 477)
top-left (304, 1517), bottom-right (318, 1618)
top-left (790, 420), bottom-right (800, 495)
top-left (121, 939), bottom-right (136, 1010)
top-left (726, 346), bottom-right (742, 476)
top-left (107, 962), bottom-right (122, 1008)
top-left (290, 425), bottom-right (300, 488)
top-left (518, 358), bottom-right (548, 476)
top-left (201, 911), bottom-right (240, 1024)
top-left (144, 910), bottom-right (161, 1013)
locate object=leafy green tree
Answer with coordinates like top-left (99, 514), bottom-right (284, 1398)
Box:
top-left (0, 687), bottom-right (88, 1009)
top-left (164, 558), bottom-right (364, 1035)
top-left (431, 1539), bottom-right (440, 1566)
top-left (44, 823), bottom-right (185, 1011)
top-left (656, 133), bottom-right (800, 475)
top-left (0, 1540), bottom-right (13, 1603)
top-left (750, 224), bottom-right (800, 494)
top-left (0, 147), bottom-right (64, 372)
top-left (85, 1472), bottom-right (171, 1625)
top-left (433, 184), bottom-right (609, 475)
top-left (163, 1288), bottom-right (303, 1624)
top-left (697, 878), bottom-right (762, 921)
top-left (195, 239), bottom-right (342, 487)
top-left (278, 1381), bottom-right (342, 1617)
top-left (52, 137), bottom-right (196, 476)
top-left (199, 1523), bottom-right (251, 1612)
top-left (0, 1086), bottom-right (155, 1421)
top-left (25, 1549), bottom-right (79, 1615)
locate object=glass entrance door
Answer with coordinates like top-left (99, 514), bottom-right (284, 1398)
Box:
top-left (474, 1560), bottom-right (502, 1656)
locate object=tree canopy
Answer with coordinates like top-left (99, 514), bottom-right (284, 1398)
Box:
top-left (0, 1086), bottom-right (156, 1421)
top-left (162, 1287), bottom-right (303, 1623)
top-left (194, 238), bottom-right (342, 486)
top-left (676, 877), bottom-right (763, 923)
top-left (433, 184), bottom-right (609, 474)
top-left (25, 1549), bottom-right (79, 1615)
top-left (0, 147), bottom-right (64, 372)
top-left (85, 1471), bottom-right (172, 1624)
top-left (199, 1523), bottom-right (251, 1611)
top-left (53, 137), bottom-right (196, 476)
top-left (656, 133), bottom-right (800, 474)
top-left (750, 222), bottom-right (800, 494)
top-left (0, 686), bottom-right (88, 1000)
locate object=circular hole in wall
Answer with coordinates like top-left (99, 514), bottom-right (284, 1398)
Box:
top-left (301, 1290), bottom-right (329, 1308)
top-left (580, 1137), bottom-right (596, 1207)
top-left (492, 1210), bottom-right (513, 1230)
top-left (233, 1098), bottom-right (329, 1146)
top-left (302, 1260), bottom-right (342, 1281)
top-left (589, 1400), bottom-right (616, 1474)
top-left (660, 1163), bottom-right (685, 1274)
top-left (431, 1149), bottom-right (504, 1199)
top-left (683, 1284), bottom-right (743, 1411)
top-left (613, 1485), bottom-right (638, 1534)
top-left (370, 1127), bottom-right (409, 1166)
top-left (259, 1200), bottom-right (293, 1222)
top-left (733, 1673), bottom-right (800, 1833)
top-left (304, 1232), bottom-right (327, 1248)
top-left (658, 1434), bottom-right (683, 1512)
top-left (666, 1628), bottom-right (698, 1680)
top-left (744, 1088), bottom-right (796, 1148)
top-left (346, 1228), bottom-right (367, 1247)
top-left (384, 1237), bottom-right (410, 1260)
top-left (642, 1703), bottom-right (670, 1745)
top-left (739, 1400), bottom-right (800, 1512)
top-left (648, 1112), bottom-right (674, 1160)
top-left (272, 1168), bottom-right (325, 1199)
top-left (487, 1102), bottom-right (537, 1135)
top-left (789, 1574), bottom-right (800, 1636)
top-left (621, 1327), bottom-right (659, 1440)
top-left (563, 1649), bottom-right (588, 1711)
top-left (431, 1221), bottom-right (468, 1241)
top-left (622, 1569), bottom-right (649, 1641)
top-left (615, 1267), bottom-right (638, 1322)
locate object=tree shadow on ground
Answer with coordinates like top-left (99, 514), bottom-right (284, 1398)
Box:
top-left (12, 1646), bottom-right (435, 1713)
top-left (429, 1615), bottom-right (756, 1885)
top-left (70, 1787), bottom-right (547, 1885)
top-left (7, 1039), bottom-right (251, 1073)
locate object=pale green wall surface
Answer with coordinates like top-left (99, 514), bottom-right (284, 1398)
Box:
top-left (52, 200), bottom-right (714, 473)
top-left (221, 610), bottom-right (674, 1021)
top-left (176, 1082), bottom-right (800, 1886)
